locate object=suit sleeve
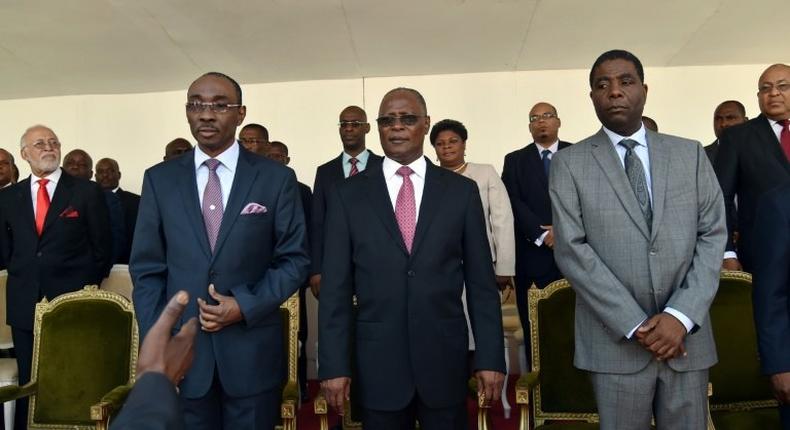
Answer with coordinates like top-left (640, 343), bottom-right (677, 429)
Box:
top-left (86, 181), bottom-right (113, 280)
top-left (752, 186), bottom-right (790, 375)
top-left (501, 153), bottom-right (546, 242)
top-left (130, 171), bottom-right (169, 338)
top-left (110, 372), bottom-right (181, 430)
top-left (230, 170), bottom-right (309, 326)
top-left (714, 129), bottom-right (739, 254)
top-left (549, 152), bottom-right (649, 338)
top-left (486, 165), bottom-right (516, 277)
top-left (310, 168), bottom-right (326, 276)
top-left (463, 183), bottom-right (506, 373)
top-left (316, 184), bottom-right (354, 379)
top-left (664, 144), bottom-right (727, 327)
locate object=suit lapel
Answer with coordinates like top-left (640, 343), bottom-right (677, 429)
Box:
top-left (646, 131), bottom-right (669, 241)
top-left (330, 154), bottom-right (345, 181)
top-left (590, 129), bottom-right (651, 240)
top-left (176, 154), bottom-right (211, 259)
top-left (212, 150), bottom-right (259, 260)
top-left (755, 115), bottom-right (790, 172)
top-left (363, 163), bottom-right (409, 256)
top-left (15, 179), bottom-right (37, 237)
top-left (527, 145), bottom-right (549, 187)
top-left (410, 160), bottom-right (448, 258)
top-left (41, 173), bottom-right (74, 236)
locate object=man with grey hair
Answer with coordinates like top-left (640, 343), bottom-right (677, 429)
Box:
top-left (0, 125), bottom-right (111, 429)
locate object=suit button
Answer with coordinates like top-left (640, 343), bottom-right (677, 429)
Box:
top-left (36, 252), bottom-right (42, 257)
top-left (649, 248), bottom-right (657, 256)
top-left (407, 270), bottom-right (415, 277)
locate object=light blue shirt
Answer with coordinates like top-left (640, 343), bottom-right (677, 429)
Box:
top-left (341, 149), bottom-right (371, 178)
top-left (194, 141), bottom-right (239, 210)
top-left (602, 125), bottom-right (653, 204)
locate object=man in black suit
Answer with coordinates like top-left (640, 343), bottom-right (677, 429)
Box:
top-left (752, 181), bottom-right (790, 429)
top-left (501, 102), bottom-right (570, 343)
top-left (715, 64), bottom-right (790, 272)
top-left (163, 138), bottom-right (192, 161)
top-left (239, 123), bottom-right (270, 156)
top-left (309, 105), bottom-right (382, 298)
top-left (0, 149), bottom-right (15, 189)
top-left (706, 100), bottom-right (747, 165)
top-left (0, 125), bottom-right (111, 430)
top-left (62, 148), bottom-right (94, 180)
top-left (319, 88), bottom-right (505, 430)
top-left (95, 158), bottom-right (140, 264)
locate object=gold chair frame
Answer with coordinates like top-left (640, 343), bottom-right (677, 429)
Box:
top-left (276, 293), bottom-right (300, 430)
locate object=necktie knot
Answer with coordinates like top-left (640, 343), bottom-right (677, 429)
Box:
top-left (541, 149), bottom-right (551, 160)
top-left (779, 119), bottom-right (790, 128)
top-left (37, 178), bottom-right (50, 187)
top-left (396, 166), bottom-right (414, 178)
top-left (619, 139), bottom-right (639, 151)
top-left (349, 157), bottom-right (358, 166)
top-left (204, 158), bottom-right (221, 171)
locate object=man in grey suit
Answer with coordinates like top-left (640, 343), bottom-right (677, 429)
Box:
top-left (549, 49), bottom-right (727, 429)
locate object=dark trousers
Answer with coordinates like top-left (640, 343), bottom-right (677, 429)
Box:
top-left (361, 393), bottom-right (468, 430)
top-left (11, 328), bottom-right (33, 430)
top-left (781, 403), bottom-right (790, 430)
top-left (181, 368), bottom-right (280, 430)
top-left (514, 270), bottom-right (561, 370)
top-left (298, 285), bottom-right (308, 399)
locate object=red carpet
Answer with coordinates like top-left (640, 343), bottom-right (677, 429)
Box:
top-left (296, 375), bottom-right (521, 429)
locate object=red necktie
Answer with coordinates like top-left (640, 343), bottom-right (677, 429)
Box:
top-left (349, 157), bottom-right (359, 177)
top-left (36, 179), bottom-right (50, 236)
top-left (780, 119), bottom-right (790, 162)
top-left (395, 166), bottom-right (416, 253)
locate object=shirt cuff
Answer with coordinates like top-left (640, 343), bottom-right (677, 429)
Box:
top-left (627, 319), bottom-right (647, 339)
top-left (534, 230), bottom-right (549, 247)
top-left (663, 307), bottom-right (694, 334)
top-left (723, 251), bottom-right (738, 260)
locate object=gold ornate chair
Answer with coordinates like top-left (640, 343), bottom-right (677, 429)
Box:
top-left (0, 286), bottom-right (138, 430)
top-left (276, 293), bottom-right (300, 430)
top-left (99, 264), bottom-right (133, 302)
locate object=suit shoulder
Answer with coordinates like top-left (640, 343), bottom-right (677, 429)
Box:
top-left (505, 145), bottom-right (533, 160)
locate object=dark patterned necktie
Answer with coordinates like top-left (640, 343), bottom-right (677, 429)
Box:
top-left (619, 139), bottom-right (652, 230)
top-left (541, 149), bottom-right (551, 177)
top-left (202, 159), bottom-right (223, 252)
top-left (779, 119), bottom-right (790, 161)
top-left (395, 166), bottom-right (416, 253)
top-left (349, 157), bottom-right (359, 177)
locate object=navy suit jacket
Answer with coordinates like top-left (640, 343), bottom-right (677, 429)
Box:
top-left (116, 188), bottom-right (140, 264)
top-left (310, 151), bottom-right (382, 275)
top-left (318, 158), bottom-right (505, 410)
top-left (110, 372), bottom-right (182, 430)
top-left (0, 172), bottom-right (112, 330)
top-left (751, 181), bottom-right (790, 376)
top-left (501, 142), bottom-right (571, 282)
top-left (130, 147), bottom-right (309, 398)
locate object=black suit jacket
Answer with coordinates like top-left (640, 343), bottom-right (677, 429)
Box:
top-left (705, 140), bottom-right (719, 165)
top-left (310, 151), bottom-right (382, 275)
top-left (751, 181), bottom-right (790, 376)
top-left (318, 158), bottom-right (505, 410)
top-left (110, 372), bottom-right (182, 430)
top-left (116, 188), bottom-right (140, 264)
top-left (501, 141), bottom-right (571, 282)
top-left (715, 115), bottom-right (790, 269)
top-left (0, 172), bottom-right (112, 330)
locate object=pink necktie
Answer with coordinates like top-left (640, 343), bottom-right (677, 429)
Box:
top-left (349, 157), bottom-right (359, 177)
top-left (395, 166), bottom-right (416, 253)
top-left (780, 119), bottom-right (790, 162)
top-left (202, 159), bottom-right (223, 252)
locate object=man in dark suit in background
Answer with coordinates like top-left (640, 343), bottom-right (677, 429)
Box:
top-left (309, 105), bottom-right (382, 298)
top-left (0, 125), bottom-right (111, 430)
top-left (95, 157), bottom-right (140, 264)
top-left (0, 149), bottom-right (15, 189)
top-left (319, 88), bottom-right (505, 430)
top-left (715, 64), bottom-right (790, 272)
top-left (130, 72), bottom-right (309, 429)
top-left (163, 138), bottom-right (193, 161)
top-left (752, 181), bottom-right (790, 429)
top-left (501, 102), bottom-right (570, 348)
top-left (239, 123), bottom-right (270, 156)
top-left (706, 100), bottom-right (747, 165)
top-left (62, 148), bottom-right (94, 180)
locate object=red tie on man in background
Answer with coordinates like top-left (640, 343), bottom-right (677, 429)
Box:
top-left (35, 179), bottom-right (50, 236)
top-left (349, 157), bottom-right (359, 177)
top-left (780, 119), bottom-right (790, 161)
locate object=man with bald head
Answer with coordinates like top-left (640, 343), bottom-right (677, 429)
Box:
top-left (163, 138), bottom-right (193, 161)
top-left (309, 105), bottom-right (382, 298)
top-left (501, 102), bottom-right (571, 353)
top-left (0, 148), bottom-right (15, 188)
top-left (95, 158), bottom-right (140, 264)
top-left (716, 64), bottom-right (790, 272)
top-left (63, 148), bottom-right (94, 180)
top-left (706, 100), bottom-right (748, 164)
top-left (319, 89), bottom-right (505, 429)
top-left (238, 123), bottom-right (270, 156)
top-left (0, 125), bottom-right (111, 429)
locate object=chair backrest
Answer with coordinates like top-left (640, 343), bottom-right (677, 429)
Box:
top-left (709, 271), bottom-right (777, 410)
top-left (100, 264), bottom-right (133, 302)
top-left (528, 279), bottom-right (598, 425)
top-left (0, 270), bottom-right (13, 349)
top-left (29, 286), bottom-right (138, 429)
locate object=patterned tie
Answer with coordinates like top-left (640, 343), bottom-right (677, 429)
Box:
top-left (349, 157), bottom-right (359, 177)
top-left (619, 139), bottom-right (653, 230)
top-left (541, 149), bottom-right (551, 177)
top-left (395, 166), bottom-right (416, 253)
top-left (779, 119), bottom-right (790, 161)
top-left (202, 159), bottom-right (224, 252)
top-left (35, 179), bottom-right (50, 236)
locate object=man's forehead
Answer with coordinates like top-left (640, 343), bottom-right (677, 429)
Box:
top-left (530, 103), bottom-right (556, 114)
top-left (240, 128), bottom-right (265, 138)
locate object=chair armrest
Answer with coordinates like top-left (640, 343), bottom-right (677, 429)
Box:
top-left (91, 383), bottom-right (134, 423)
top-left (0, 381), bottom-right (37, 402)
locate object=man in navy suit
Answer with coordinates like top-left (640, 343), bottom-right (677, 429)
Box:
top-left (319, 88), bottom-right (505, 430)
top-left (752, 181), bottom-right (790, 428)
top-left (309, 105), bottom-right (382, 298)
top-left (130, 72), bottom-right (309, 430)
top-left (501, 102), bottom-right (570, 348)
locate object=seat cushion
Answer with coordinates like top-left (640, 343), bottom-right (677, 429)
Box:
top-left (711, 407), bottom-right (782, 430)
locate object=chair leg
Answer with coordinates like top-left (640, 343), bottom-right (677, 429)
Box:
top-left (477, 391), bottom-right (492, 430)
top-left (314, 393), bottom-right (329, 430)
top-left (502, 334), bottom-right (511, 419)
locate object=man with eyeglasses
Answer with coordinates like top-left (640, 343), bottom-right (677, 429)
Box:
top-left (0, 125), bottom-right (111, 430)
top-left (319, 88), bottom-right (505, 430)
top-left (238, 123), bottom-right (270, 156)
top-left (130, 72), bottom-right (309, 430)
top-left (715, 63), bottom-right (790, 273)
top-left (163, 137), bottom-right (193, 161)
top-left (309, 106), bottom-right (382, 299)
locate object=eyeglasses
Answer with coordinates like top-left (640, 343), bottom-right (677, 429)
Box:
top-left (376, 115), bottom-right (424, 128)
top-left (529, 112), bottom-right (558, 123)
top-left (29, 140), bottom-right (61, 151)
top-left (758, 82), bottom-right (790, 94)
top-left (338, 121), bottom-right (368, 128)
top-left (185, 101), bottom-right (242, 113)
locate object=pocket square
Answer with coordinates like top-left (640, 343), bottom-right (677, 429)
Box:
top-left (59, 207), bottom-right (80, 218)
top-left (240, 203), bottom-right (267, 215)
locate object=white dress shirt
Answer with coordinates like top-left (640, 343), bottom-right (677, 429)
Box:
top-left (768, 117), bottom-right (785, 142)
top-left (534, 140), bottom-right (559, 247)
top-left (382, 156), bottom-right (426, 223)
top-left (342, 149), bottom-right (371, 178)
top-left (30, 167), bottom-right (62, 216)
top-left (194, 142), bottom-right (239, 210)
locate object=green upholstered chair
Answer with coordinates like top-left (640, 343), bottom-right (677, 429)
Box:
top-left (277, 293), bottom-right (300, 430)
top-left (708, 271), bottom-right (781, 429)
top-left (0, 286), bottom-right (138, 430)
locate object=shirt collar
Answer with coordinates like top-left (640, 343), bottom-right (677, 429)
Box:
top-left (30, 167), bottom-right (62, 187)
top-left (342, 149), bottom-right (370, 165)
top-left (602, 124), bottom-right (648, 149)
top-left (194, 141), bottom-right (240, 173)
top-left (382, 155), bottom-right (426, 180)
top-left (535, 140), bottom-right (559, 154)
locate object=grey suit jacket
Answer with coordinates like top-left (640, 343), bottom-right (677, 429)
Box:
top-left (549, 129), bottom-right (727, 374)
